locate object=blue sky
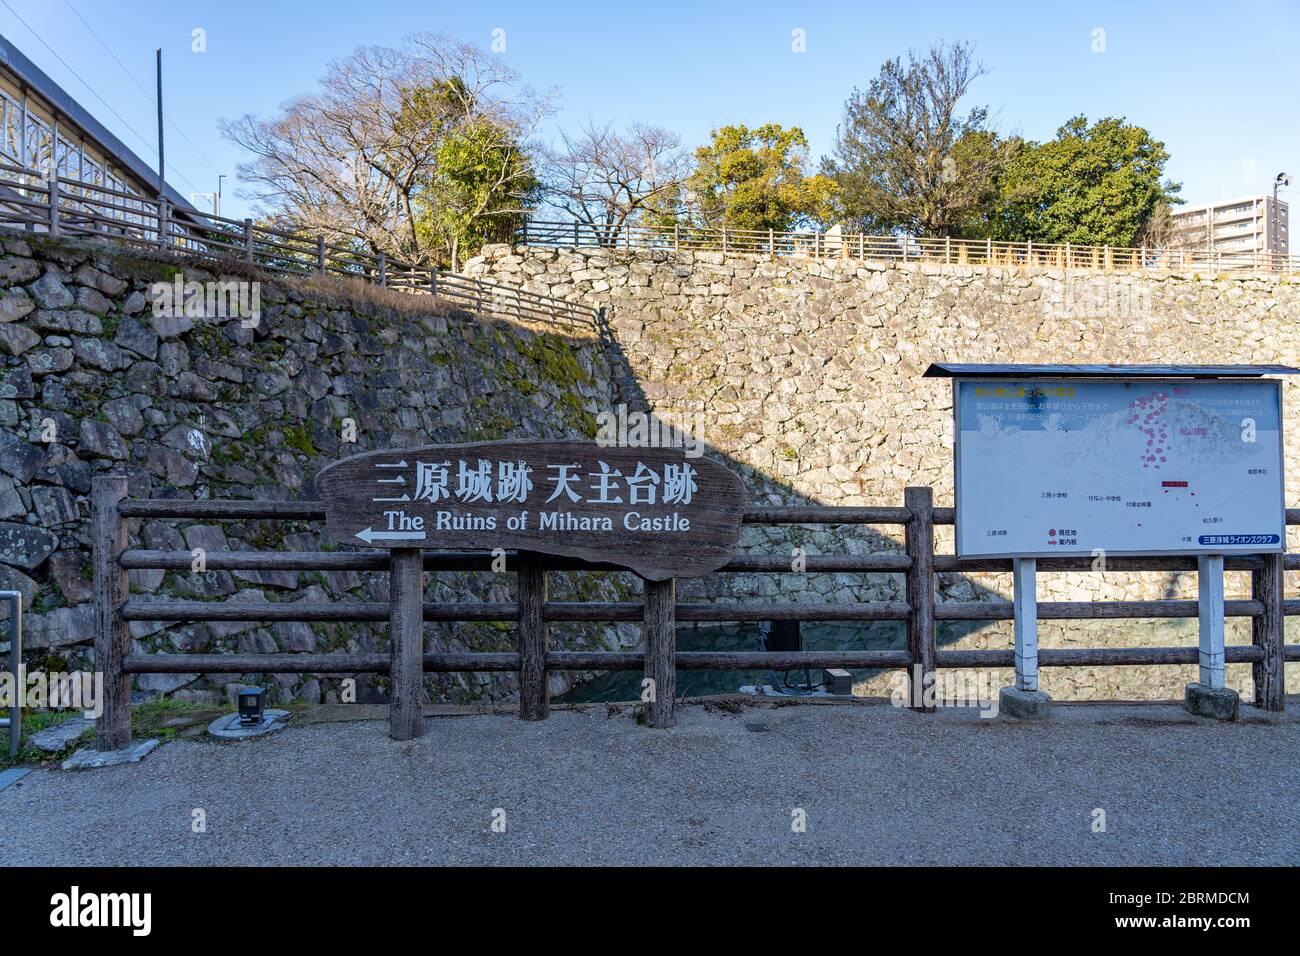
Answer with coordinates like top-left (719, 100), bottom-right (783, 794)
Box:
top-left (1, 0), bottom-right (1296, 220)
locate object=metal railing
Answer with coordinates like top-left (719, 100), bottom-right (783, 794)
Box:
top-left (88, 479), bottom-right (1296, 748)
top-left (0, 161), bottom-right (599, 329)
top-left (1, 589), bottom-right (20, 757)
top-left (519, 218), bottom-right (1300, 276)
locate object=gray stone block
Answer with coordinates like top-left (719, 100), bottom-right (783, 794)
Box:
top-left (1184, 683), bottom-right (1239, 721)
top-left (30, 716), bottom-right (95, 752)
top-left (999, 686), bottom-right (1052, 720)
top-left (62, 738), bottom-right (160, 769)
top-left (0, 767), bottom-right (32, 791)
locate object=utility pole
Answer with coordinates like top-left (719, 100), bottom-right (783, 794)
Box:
top-left (155, 48), bottom-right (164, 197)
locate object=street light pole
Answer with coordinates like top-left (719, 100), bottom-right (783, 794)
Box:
top-left (1273, 172), bottom-right (1289, 270)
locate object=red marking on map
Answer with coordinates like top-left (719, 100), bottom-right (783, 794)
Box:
top-left (1128, 390), bottom-right (1171, 471)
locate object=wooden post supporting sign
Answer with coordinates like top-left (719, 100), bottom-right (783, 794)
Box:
top-left (518, 554), bottom-right (548, 721)
top-left (387, 548), bottom-right (424, 740)
top-left (644, 578), bottom-right (677, 728)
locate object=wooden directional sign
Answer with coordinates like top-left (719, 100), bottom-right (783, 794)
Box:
top-left (316, 441), bottom-right (748, 580)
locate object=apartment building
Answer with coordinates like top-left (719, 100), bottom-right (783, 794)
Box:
top-left (1171, 194), bottom-right (1289, 264)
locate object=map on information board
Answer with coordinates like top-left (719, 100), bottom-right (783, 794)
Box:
top-left (954, 378), bottom-right (1285, 557)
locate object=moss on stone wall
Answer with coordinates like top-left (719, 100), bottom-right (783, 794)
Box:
top-left (0, 233), bottom-right (632, 708)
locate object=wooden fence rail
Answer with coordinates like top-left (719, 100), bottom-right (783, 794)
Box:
top-left (519, 218), bottom-right (1300, 277)
top-left (91, 477), bottom-right (1295, 748)
top-left (0, 163), bottom-right (598, 330)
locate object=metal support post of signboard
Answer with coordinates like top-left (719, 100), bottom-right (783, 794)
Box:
top-left (999, 557), bottom-right (1052, 719)
top-left (1013, 558), bottom-right (1039, 692)
top-left (1185, 553), bottom-right (1240, 719)
top-left (1197, 554), bottom-right (1226, 689)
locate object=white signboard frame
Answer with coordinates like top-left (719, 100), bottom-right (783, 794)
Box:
top-left (954, 376), bottom-right (1286, 559)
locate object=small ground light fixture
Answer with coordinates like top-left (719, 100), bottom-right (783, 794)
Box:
top-left (237, 686), bottom-right (266, 726)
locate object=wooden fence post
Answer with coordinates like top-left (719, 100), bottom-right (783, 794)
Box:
top-left (1252, 552), bottom-right (1285, 711)
top-left (378, 253), bottom-right (388, 288)
top-left (316, 236), bottom-right (326, 273)
top-left (518, 554), bottom-right (548, 720)
top-left (92, 475), bottom-right (131, 750)
top-left (644, 578), bottom-right (676, 728)
top-left (47, 175), bottom-right (59, 237)
top-left (243, 218), bottom-right (254, 262)
top-left (429, 269), bottom-right (438, 298)
top-left (904, 486), bottom-right (937, 713)
top-left (387, 548), bottom-right (424, 740)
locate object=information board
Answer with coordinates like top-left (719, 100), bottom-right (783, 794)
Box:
top-left (954, 378), bottom-right (1285, 557)
top-left (316, 441), bottom-right (747, 580)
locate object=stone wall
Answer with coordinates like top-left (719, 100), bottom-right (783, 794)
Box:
top-left (467, 244), bottom-right (1300, 699)
top-left (0, 233), bottom-right (636, 707)
top-left (5, 229), bottom-right (1296, 709)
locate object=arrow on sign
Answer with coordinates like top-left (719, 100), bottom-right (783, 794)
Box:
top-left (355, 527), bottom-right (426, 544)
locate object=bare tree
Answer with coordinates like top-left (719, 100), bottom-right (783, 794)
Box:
top-left (823, 41), bottom-right (1008, 237)
top-left (542, 119), bottom-right (690, 245)
top-left (222, 33), bottom-right (551, 266)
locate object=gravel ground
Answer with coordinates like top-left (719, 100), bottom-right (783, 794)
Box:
top-left (2, 699), bottom-right (1298, 866)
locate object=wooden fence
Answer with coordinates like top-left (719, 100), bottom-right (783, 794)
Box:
top-left (0, 160), bottom-right (598, 330)
top-left (520, 218), bottom-right (1300, 276)
top-left (90, 478), bottom-right (1297, 749)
